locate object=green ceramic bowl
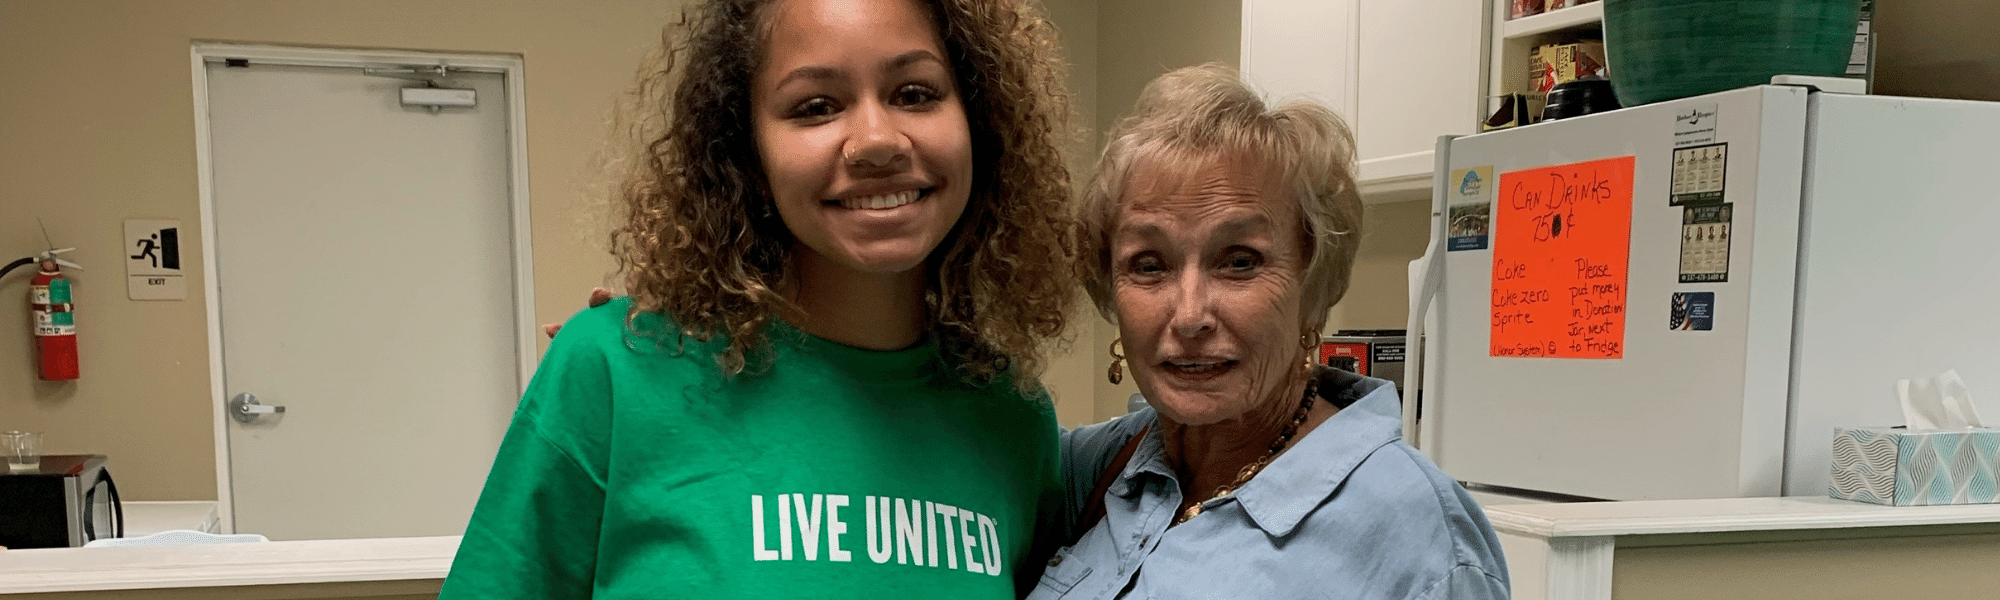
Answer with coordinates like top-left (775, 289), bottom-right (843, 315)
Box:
top-left (1604, 0), bottom-right (1862, 107)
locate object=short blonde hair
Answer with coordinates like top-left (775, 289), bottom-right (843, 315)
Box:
top-left (1077, 63), bottom-right (1363, 330)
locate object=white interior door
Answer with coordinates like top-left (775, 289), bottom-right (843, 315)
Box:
top-left (203, 57), bottom-right (524, 540)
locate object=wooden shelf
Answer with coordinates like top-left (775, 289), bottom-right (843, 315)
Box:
top-left (1501, 1), bottom-right (1603, 39)
top-left (1485, 1), bottom-right (1608, 131)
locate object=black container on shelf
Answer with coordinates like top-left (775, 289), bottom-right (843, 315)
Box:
top-left (1542, 77), bottom-right (1621, 121)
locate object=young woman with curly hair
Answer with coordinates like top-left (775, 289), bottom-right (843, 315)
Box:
top-left (441, 0), bottom-right (1078, 598)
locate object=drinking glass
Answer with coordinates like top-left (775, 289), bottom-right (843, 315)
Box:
top-left (3, 431), bottom-right (42, 472)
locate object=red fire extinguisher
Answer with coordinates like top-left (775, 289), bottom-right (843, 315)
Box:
top-left (5, 248), bottom-right (81, 380)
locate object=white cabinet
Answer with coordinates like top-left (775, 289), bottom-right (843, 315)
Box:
top-left (1240, 0), bottom-right (1358, 125)
top-left (1242, 0), bottom-right (1487, 204)
top-left (1355, 0), bottom-right (1487, 202)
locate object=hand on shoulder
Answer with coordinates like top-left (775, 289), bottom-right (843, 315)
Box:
top-left (541, 287), bottom-right (617, 338)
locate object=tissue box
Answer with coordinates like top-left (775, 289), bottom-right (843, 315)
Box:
top-left (1830, 426), bottom-right (2000, 506)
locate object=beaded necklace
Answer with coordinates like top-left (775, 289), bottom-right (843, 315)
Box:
top-left (1175, 378), bottom-right (1319, 525)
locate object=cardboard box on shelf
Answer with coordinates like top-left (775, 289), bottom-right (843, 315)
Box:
top-left (1530, 40), bottom-right (1606, 94)
top-left (1510, 0), bottom-right (1543, 19)
top-left (1483, 92), bottom-right (1543, 131)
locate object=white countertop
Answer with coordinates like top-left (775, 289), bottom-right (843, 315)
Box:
top-left (0, 535), bottom-right (457, 594)
top-left (12, 497), bottom-right (2000, 594)
top-left (1484, 496), bottom-right (2000, 539)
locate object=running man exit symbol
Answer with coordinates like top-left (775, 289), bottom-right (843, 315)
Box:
top-left (131, 227), bottom-right (180, 270)
top-left (124, 219), bottom-right (186, 300)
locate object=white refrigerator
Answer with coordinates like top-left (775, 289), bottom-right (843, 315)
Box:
top-left (1410, 84), bottom-right (2000, 502)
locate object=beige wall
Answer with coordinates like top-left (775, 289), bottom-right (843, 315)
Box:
top-left (0, 0), bottom-right (670, 500)
top-left (1327, 199), bottom-right (1429, 332)
top-left (1873, 0), bottom-right (2000, 102)
top-left (1032, 0), bottom-right (1102, 428)
top-left (1092, 0), bottom-right (1243, 141)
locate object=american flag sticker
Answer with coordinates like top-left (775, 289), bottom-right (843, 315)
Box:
top-left (1669, 292), bottom-right (1715, 331)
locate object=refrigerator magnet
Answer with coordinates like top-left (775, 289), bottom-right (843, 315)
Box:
top-left (1670, 142), bottom-right (1728, 206)
top-left (1678, 203), bottom-right (1733, 283)
top-left (1672, 102), bottom-right (1720, 148)
top-left (1670, 292), bottom-right (1715, 331)
top-left (1447, 166), bottom-right (1494, 251)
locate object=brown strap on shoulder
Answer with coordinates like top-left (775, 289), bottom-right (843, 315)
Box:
top-left (1070, 425), bottom-right (1149, 547)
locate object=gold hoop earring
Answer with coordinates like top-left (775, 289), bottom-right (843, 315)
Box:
top-left (1300, 333), bottom-right (1318, 375)
top-left (1106, 338), bottom-right (1125, 385)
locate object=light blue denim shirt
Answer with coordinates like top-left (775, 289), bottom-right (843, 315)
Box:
top-left (1031, 369), bottom-right (1508, 600)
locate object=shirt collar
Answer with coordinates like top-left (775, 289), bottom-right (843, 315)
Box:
top-left (1108, 415), bottom-right (1173, 497)
top-left (1109, 369), bottom-right (1404, 537)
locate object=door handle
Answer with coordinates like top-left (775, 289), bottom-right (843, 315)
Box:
top-left (229, 393), bottom-right (286, 423)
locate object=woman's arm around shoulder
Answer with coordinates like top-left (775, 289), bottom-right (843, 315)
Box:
top-left (439, 302), bottom-right (631, 600)
top-left (1053, 408), bottom-right (1153, 542)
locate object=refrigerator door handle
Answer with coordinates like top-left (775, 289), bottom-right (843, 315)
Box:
top-left (1403, 134), bottom-right (1458, 451)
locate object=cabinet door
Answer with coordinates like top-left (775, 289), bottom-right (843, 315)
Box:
top-left (1356, 0), bottom-right (1487, 194)
top-left (1241, 0), bottom-right (1358, 121)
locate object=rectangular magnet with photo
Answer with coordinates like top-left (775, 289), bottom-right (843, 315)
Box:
top-left (1670, 142), bottom-right (1728, 206)
top-left (1678, 203), bottom-right (1733, 283)
top-left (1447, 166), bottom-right (1494, 251)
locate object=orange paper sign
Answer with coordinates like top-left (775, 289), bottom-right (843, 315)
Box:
top-left (1490, 156), bottom-right (1634, 359)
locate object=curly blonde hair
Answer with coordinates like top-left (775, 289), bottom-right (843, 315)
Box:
top-left (1078, 64), bottom-right (1363, 330)
top-left (610, 0), bottom-right (1079, 387)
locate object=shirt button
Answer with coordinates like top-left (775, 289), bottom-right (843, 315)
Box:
top-left (1048, 554), bottom-right (1063, 567)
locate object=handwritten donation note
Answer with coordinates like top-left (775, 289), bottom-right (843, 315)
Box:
top-left (1490, 156), bottom-right (1634, 359)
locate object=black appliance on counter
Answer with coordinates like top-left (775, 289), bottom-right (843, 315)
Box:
top-left (1319, 330), bottom-right (1408, 392)
top-left (0, 454), bottom-right (122, 548)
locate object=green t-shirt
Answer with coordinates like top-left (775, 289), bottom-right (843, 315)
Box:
top-left (440, 299), bottom-right (1061, 599)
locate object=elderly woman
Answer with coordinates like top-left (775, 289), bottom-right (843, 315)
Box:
top-left (1029, 65), bottom-right (1509, 599)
